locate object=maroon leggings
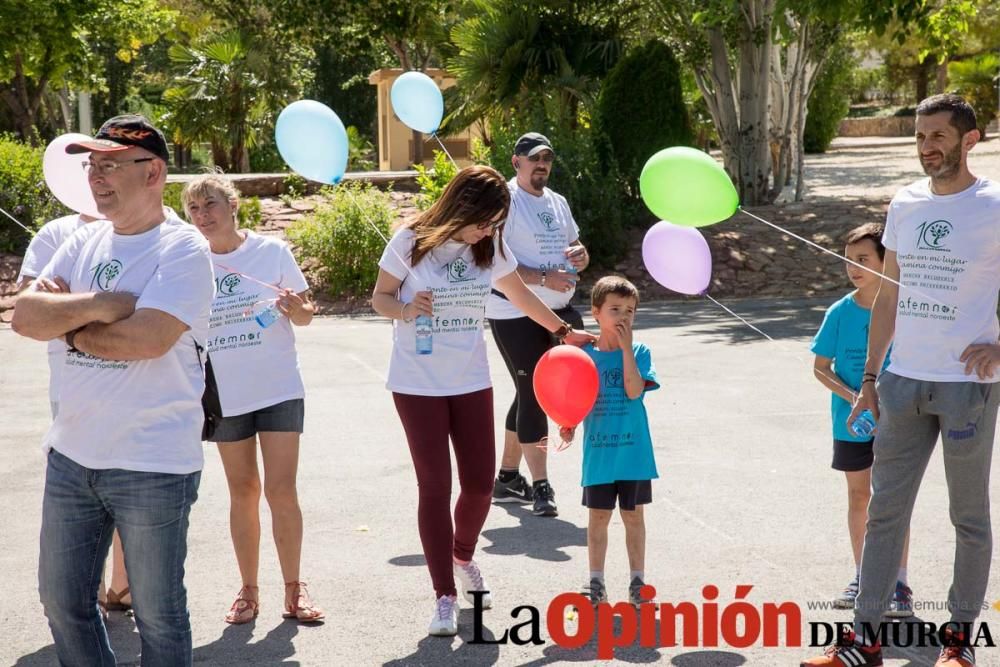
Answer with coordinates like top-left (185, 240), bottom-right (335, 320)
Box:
top-left (392, 388), bottom-right (496, 597)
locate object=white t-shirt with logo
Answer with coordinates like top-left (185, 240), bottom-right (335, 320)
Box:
top-left (379, 227), bottom-right (518, 396)
top-left (17, 214), bottom-right (91, 403)
top-left (208, 231), bottom-right (309, 416)
top-left (485, 179), bottom-right (580, 320)
top-left (883, 177), bottom-right (1000, 382)
top-left (38, 215), bottom-right (215, 473)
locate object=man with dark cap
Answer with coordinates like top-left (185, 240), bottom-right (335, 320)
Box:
top-left (13, 115), bottom-right (214, 666)
top-left (486, 132), bottom-right (590, 517)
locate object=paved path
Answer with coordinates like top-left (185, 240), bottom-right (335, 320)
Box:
top-left (4, 300), bottom-right (1000, 665)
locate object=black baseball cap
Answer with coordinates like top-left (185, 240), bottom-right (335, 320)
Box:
top-left (513, 132), bottom-right (555, 157)
top-left (66, 114), bottom-right (170, 163)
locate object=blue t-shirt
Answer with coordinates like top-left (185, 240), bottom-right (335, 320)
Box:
top-left (581, 342), bottom-right (659, 486)
top-left (810, 293), bottom-right (888, 442)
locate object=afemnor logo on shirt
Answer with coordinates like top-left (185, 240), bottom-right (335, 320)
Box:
top-left (89, 259), bottom-right (123, 291)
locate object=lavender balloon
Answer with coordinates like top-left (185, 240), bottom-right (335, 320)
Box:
top-left (641, 221), bottom-right (712, 295)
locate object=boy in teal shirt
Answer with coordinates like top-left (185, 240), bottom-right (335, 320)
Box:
top-left (561, 276), bottom-right (658, 606)
top-left (810, 222), bottom-right (912, 616)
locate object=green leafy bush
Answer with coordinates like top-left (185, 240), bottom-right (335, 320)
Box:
top-left (163, 182), bottom-right (184, 217)
top-left (237, 196), bottom-right (263, 230)
top-left (286, 181), bottom-right (394, 297)
top-left (948, 54), bottom-right (999, 140)
top-left (0, 135), bottom-right (68, 253)
top-left (347, 126), bottom-right (376, 172)
top-left (594, 40), bottom-right (693, 188)
top-left (414, 150), bottom-right (458, 210)
top-left (805, 43), bottom-right (856, 153)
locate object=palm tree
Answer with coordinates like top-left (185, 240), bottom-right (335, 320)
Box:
top-left (948, 54), bottom-right (999, 140)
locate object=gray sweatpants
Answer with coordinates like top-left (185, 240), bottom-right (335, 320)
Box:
top-left (854, 372), bottom-right (1000, 635)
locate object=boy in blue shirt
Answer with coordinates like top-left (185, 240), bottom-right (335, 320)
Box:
top-left (561, 276), bottom-right (658, 606)
top-left (810, 222), bottom-right (912, 616)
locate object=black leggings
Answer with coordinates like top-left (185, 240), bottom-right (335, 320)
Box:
top-left (488, 305), bottom-right (584, 443)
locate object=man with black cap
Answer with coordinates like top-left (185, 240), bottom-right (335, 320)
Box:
top-left (12, 114), bottom-right (214, 666)
top-left (486, 132), bottom-right (590, 517)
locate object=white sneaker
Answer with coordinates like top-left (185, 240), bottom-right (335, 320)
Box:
top-left (428, 595), bottom-right (458, 636)
top-left (454, 560), bottom-right (492, 609)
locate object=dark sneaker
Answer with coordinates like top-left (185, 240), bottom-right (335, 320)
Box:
top-left (800, 629), bottom-right (883, 666)
top-left (492, 473), bottom-right (533, 504)
top-left (832, 574), bottom-right (860, 609)
top-left (886, 580), bottom-right (913, 618)
top-left (628, 576), bottom-right (653, 606)
top-left (532, 480), bottom-right (558, 516)
top-left (937, 628), bottom-right (975, 666)
top-left (582, 578), bottom-right (608, 605)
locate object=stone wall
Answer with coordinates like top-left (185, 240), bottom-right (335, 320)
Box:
top-left (837, 116), bottom-right (915, 137)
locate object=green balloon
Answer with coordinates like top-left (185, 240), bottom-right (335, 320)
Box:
top-left (639, 147), bottom-right (739, 227)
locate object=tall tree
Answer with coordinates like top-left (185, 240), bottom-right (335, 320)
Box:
top-left (0, 0), bottom-right (174, 141)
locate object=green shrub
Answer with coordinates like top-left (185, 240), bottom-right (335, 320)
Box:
top-left (347, 126), bottom-right (376, 171)
top-left (237, 196), bottom-right (263, 230)
top-left (414, 150), bottom-right (458, 210)
top-left (594, 40), bottom-right (693, 189)
top-left (0, 135), bottom-right (68, 253)
top-left (286, 181), bottom-right (394, 297)
top-left (163, 182), bottom-right (185, 218)
top-left (948, 54), bottom-right (999, 140)
top-left (805, 42), bottom-right (856, 153)
top-left (477, 119), bottom-right (632, 267)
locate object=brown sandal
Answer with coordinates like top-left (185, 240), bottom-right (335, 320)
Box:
top-left (225, 585), bottom-right (259, 624)
top-left (105, 586), bottom-right (131, 612)
top-left (282, 581), bottom-right (324, 623)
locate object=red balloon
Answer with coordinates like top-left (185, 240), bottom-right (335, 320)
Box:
top-left (533, 346), bottom-right (599, 428)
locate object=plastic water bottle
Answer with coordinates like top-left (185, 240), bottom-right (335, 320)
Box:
top-left (851, 409), bottom-right (877, 438)
top-left (253, 300), bottom-right (281, 329)
top-left (415, 314), bottom-right (433, 355)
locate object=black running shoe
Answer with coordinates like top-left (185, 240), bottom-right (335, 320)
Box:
top-left (492, 473), bottom-right (533, 504)
top-left (532, 480), bottom-right (558, 517)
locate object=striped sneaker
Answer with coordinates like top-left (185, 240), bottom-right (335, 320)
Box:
top-left (832, 574), bottom-right (860, 609)
top-left (936, 628), bottom-right (975, 666)
top-left (800, 629), bottom-right (882, 666)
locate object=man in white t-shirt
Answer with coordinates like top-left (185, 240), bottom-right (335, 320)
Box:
top-left (803, 95), bottom-right (1000, 667)
top-left (486, 132), bottom-right (590, 517)
top-left (12, 115), bottom-right (214, 666)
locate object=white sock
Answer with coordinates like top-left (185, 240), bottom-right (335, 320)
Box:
top-left (590, 571), bottom-right (604, 582)
top-left (630, 570), bottom-right (644, 582)
top-left (897, 567), bottom-right (907, 584)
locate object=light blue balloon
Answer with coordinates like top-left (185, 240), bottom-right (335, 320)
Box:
top-left (275, 100), bottom-right (349, 184)
top-left (390, 71), bottom-right (444, 135)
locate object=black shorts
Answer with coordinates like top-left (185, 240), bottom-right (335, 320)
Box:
top-left (832, 438), bottom-right (874, 472)
top-left (211, 398), bottom-right (305, 443)
top-left (582, 480), bottom-right (652, 511)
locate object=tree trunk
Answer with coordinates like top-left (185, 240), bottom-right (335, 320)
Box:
top-left (915, 55), bottom-right (934, 104)
top-left (412, 129), bottom-right (424, 167)
top-left (733, 0), bottom-right (775, 205)
top-left (935, 60), bottom-right (948, 94)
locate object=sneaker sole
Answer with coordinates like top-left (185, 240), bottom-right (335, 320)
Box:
top-left (492, 495), bottom-right (532, 504)
top-left (831, 599), bottom-right (856, 609)
top-left (532, 508), bottom-right (558, 517)
top-left (428, 627), bottom-right (458, 637)
top-left (884, 608), bottom-right (913, 618)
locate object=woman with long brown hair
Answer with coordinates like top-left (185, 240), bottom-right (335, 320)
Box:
top-left (372, 165), bottom-right (593, 636)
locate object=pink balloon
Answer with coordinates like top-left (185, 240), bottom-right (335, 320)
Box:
top-left (641, 221), bottom-right (712, 295)
top-left (43, 133), bottom-right (101, 218)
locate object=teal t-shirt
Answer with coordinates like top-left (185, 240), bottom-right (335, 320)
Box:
top-left (810, 293), bottom-right (888, 442)
top-left (581, 342), bottom-right (659, 486)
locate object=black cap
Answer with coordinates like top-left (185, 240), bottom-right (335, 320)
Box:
top-left (66, 114), bottom-right (170, 163)
top-left (513, 132), bottom-right (554, 157)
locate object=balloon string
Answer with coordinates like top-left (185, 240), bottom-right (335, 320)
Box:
top-left (703, 294), bottom-right (859, 401)
top-left (0, 204), bottom-right (60, 254)
top-left (737, 207), bottom-right (954, 313)
top-left (338, 187), bottom-right (420, 285)
top-left (431, 132), bottom-right (459, 170)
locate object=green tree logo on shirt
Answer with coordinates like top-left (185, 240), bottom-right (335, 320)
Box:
top-left (917, 219), bottom-right (952, 250)
top-left (538, 211), bottom-right (558, 232)
top-left (89, 259), bottom-right (123, 291)
top-left (447, 257), bottom-right (473, 282)
top-left (217, 272), bottom-right (243, 296)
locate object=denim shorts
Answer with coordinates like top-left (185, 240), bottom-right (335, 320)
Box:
top-left (211, 398), bottom-right (305, 443)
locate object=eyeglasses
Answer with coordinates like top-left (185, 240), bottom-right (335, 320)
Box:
top-left (476, 218), bottom-right (505, 231)
top-left (82, 158), bottom-right (154, 176)
top-left (527, 153), bottom-right (554, 163)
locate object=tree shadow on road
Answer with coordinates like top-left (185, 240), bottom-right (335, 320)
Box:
top-left (634, 298), bottom-right (829, 345)
top-left (382, 609), bottom-right (501, 666)
top-left (480, 504), bottom-right (586, 562)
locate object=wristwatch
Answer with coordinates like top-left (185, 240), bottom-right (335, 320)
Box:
top-left (65, 328), bottom-right (81, 352)
top-left (540, 269), bottom-right (547, 287)
top-left (552, 321), bottom-right (572, 341)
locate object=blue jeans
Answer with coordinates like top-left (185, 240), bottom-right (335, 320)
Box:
top-left (39, 449), bottom-right (201, 666)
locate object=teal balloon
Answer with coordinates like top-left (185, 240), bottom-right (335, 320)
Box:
top-left (390, 71), bottom-right (444, 135)
top-left (275, 100), bottom-right (348, 184)
top-left (639, 147), bottom-right (739, 227)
